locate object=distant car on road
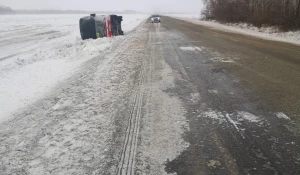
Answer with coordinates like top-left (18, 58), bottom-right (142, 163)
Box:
top-left (151, 15), bottom-right (161, 23)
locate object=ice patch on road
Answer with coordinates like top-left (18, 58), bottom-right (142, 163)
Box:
top-left (180, 46), bottom-right (203, 52)
top-left (276, 112), bottom-right (290, 120)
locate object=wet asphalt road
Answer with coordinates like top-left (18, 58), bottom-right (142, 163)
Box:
top-left (153, 17), bottom-right (300, 174)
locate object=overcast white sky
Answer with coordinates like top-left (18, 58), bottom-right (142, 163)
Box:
top-left (0, 0), bottom-right (203, 13)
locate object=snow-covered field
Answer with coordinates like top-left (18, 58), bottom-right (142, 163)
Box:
top-left (0, 14), bottom-right (148, 122)
top-left (166, 14), bottom-right (300, 46)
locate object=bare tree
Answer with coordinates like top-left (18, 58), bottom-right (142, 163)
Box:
top-left (296, 0), bottom-right (300, 18)
top-left (201, 0), bottom-right (300, 30)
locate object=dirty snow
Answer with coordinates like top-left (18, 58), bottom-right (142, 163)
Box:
top-left (210, 57), bottom-right (234, 63)
top-left (276, 112), bottom-right (290, 120)
top-left (190, 92), bottom-right (201, 103)
top-left (167, 14), bottom-right (300, 46)
top-left (201, 110), bottom-right (225, 122)
top-left (225, 113), bottom-right (246, 138)
top-left (208, 89), bottom-right (218, 94)
top-left (180, 46), bottom-right (203, 52)
top-left (134, 30), bottom-right (189, 174)
top-left (138, 59), bottom-right (189, 174)
top-left (0, 14), bottom-right (147, 122)
top-left (237, 111), bottom-right (261, 123)
top-left (198, 110), bottom-right (262, 125)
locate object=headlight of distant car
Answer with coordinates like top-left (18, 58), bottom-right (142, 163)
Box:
top-left (151, 18), bottom-right (154, 21)
top-left (158, 17), bottom-right (160, 20)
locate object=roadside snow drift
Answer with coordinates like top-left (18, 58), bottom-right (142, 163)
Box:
top-left (0, 14), bottom-right (148, 122)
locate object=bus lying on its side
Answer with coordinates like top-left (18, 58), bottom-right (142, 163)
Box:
top-left (79, 14), bottom-right (124, 40)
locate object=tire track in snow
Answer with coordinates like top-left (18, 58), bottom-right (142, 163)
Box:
top-left (117, 75), bottom-right (144, 175)
top-left (117, 34), bottom-right (149, 175)
top-left (71, 38), bottom-right (132, 85)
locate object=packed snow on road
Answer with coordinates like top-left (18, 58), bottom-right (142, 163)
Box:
top-left (0, 14), bottom-right (190, 174)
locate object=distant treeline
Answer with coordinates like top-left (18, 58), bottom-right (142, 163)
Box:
top-left (202, 0), bottom-right (300, 30)
top-left (0, 6), bottom-right (15, 14)
top-left (0, 6), bottom-right (139, 15)
top-left (15, 10), bottom-right (139, 14)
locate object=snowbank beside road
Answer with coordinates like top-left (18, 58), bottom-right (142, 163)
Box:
top-left (0, 14), bottom-right (147, 122)
top-left (121, 14), bottom-right (148, 32)
top-left (0, 38), bottom-right (112, 122)
top-left (166, 14), bottom-right (199, 19)
top-left (166, 14), bottom-right (300, 46)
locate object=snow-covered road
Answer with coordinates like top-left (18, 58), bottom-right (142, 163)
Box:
top-left (1, 15), bottom-right (300, 175)
top-left (0, 16), bottom-right (189, 174)
top-left (0, 14), bottom-right (148, 122)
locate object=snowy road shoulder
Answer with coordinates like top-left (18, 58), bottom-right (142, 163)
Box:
top-left (0, 25), bottom-right (146, 174)
top-left (0, 14), bottom-right (148, 123)
top-left (166, 14), bottom-right (300, 46)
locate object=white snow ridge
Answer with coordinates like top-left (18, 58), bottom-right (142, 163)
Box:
top-left (180, 46), bottom-right (203, 52)
top-left (237, 111), bottom-right (260, 123)
top-left (276, 112), bottom-right (290, 120)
